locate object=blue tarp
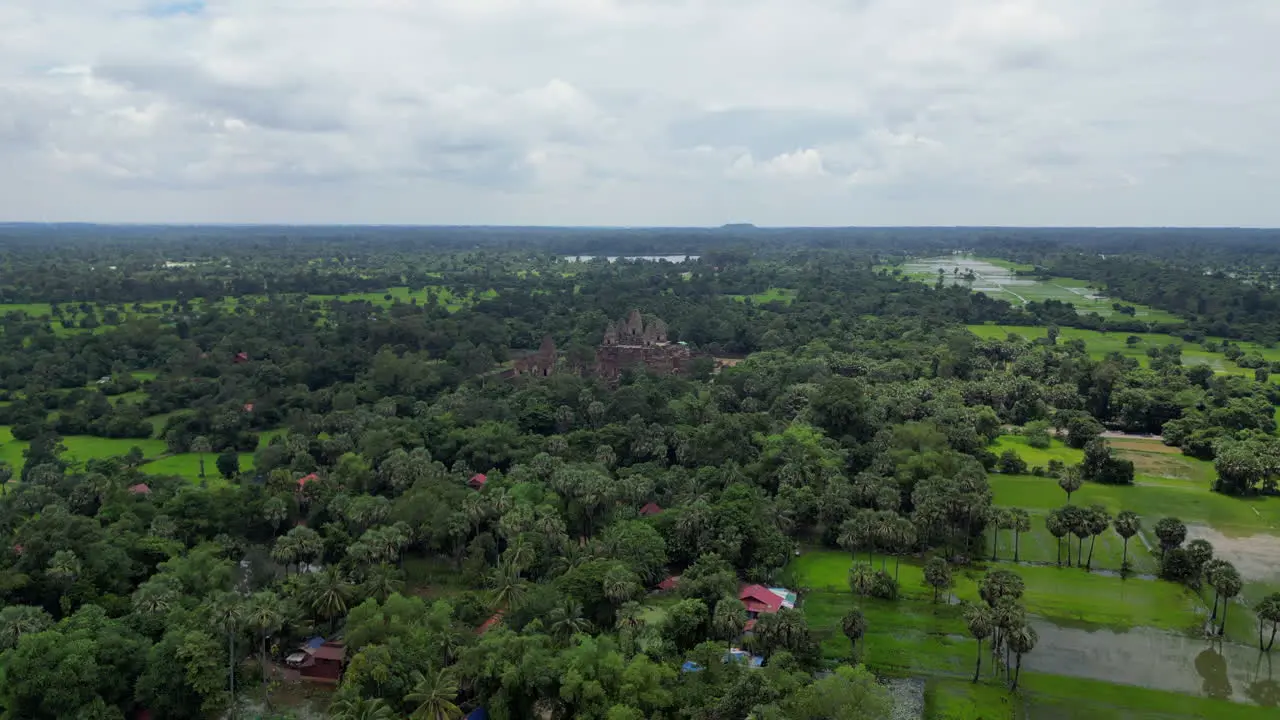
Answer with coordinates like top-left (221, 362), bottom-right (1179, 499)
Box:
top-left (304, 636), bottom-right (325, 650)
top-left (681, 661), bottom-right (703, 673)
top-left (466, 710), bottom-right (489, 720)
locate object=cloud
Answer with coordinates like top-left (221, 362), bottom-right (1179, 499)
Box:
top-left (0, 0), bottom-right (1278, 225)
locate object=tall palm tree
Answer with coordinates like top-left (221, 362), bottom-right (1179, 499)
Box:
top-left (208, 592), bottom-right (245, 718)
top-left (262, 496), bottom-right (289, 535)
top-left (1006, 623), bottom-right (1039, 690)
top-left (892, 516), bottom-right (917, 582)
top-left (329, 695), bottom-right (395, 720)
top-left (713, 598), bottom-right (748, 649)
top-left (603, 567), bottom-right (640, 607)
top-left (841, 608), bottom-right (868, 661)
top-left (990, 508), bottom-right (1011, 561)
top-left (1083, 505), bottom-right (1111, 570)
top-left (307, 570), bottom-right (354, 630)
top-left (244, 591), bottom-right (286, 701)
top-left (192, 436), bottom-right (212, 478)
top-left (487, 564), bottom-right (528, 611)
top-left (964, 605), bottom-right (994, 683)
top-left (1113, 511), bottom-right (1141, 570)
top-left (405, 668), bottom-right (463, 720)
top-left (362, 564), bottom-right (405, 602)
top-left (132, 579), bottom-right (179, 618)
top-left (1255, 592), bottom-right (1280, 652)
top-left (548, 599), bottom-right (592, 645)
top-left (1214, 566), bottom-right (1243, 638)
top-left (1010, 508), bottom-right (1032, 562)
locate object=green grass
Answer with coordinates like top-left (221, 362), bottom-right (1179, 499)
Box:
top-left (726, 288), bottom-right (797, 305)
top-left (925, 678), bottom-right (1018, 720)
top-left (308, 285), bottom-right (495, 313)
top-left (139, 453), bottom-right (252, 487)
top-left (992, 435), bottom-right (1082, 469)
top-left (969, 324), bottom-right (1280, 378)
top-left (1019, 672), bottom-right (1277, 719)
top-left (991, 475), bottom-right (1280, 536)
top-left (787, 551), bottom-right (1200, 632)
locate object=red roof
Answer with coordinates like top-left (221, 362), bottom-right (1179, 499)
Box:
top-left (739, 584), bottom-right (784, 614)
top-left (477, 612), bottom-right (504, 635)
top-left (312, 642), bottom-right (346, 662)
top-left (468, 473), bottom-right (488, 489)
top-left (639, 502), bottom-right (663, 516)
top-left (128, 483), bottom-right (151, 495)
top-left (657, 575), bottom-right (680, 591)
top-left (12, 544), bottom-right (23, 555)
top-left (243, 403), bottom-right (254, 412)
top-left (297, 473), bottom-right (319, 488)
top-left (234, 352), bottom-right (249, 362)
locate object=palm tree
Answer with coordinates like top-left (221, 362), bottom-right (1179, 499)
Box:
top-left (1083, 505), bottom-right (1111, 570)
top-left (487, 564), bottom-right (528, 611)
top-left (329, 695), bottom-right (395, 720)
top-left (1045, 509), bottom-right (1068, 567)
top-left (1113, 511), bottom-right (1141, 571)
top-left (1006, 623), bottom-right (1039, 690)
top-left (132, 579), bottom-right (179, 618)
top-left (603, 566), bottom-right (640, 607)
top-left (1010, 509), bottom-right (1031, 562)
top-left (615, 601), bottom-right (645, 656)
top-left (841, 608), bottom-right (868, 661)
top-left (0, 605), bottom-right (52, 650)
top-left (362, 564), bottom-right (405, 602)
top-left (1058, 467), bottom-right (1083, 504)
top-left (271, 535), bottom-right (299, 574)
top-left (405, 668), bottom-right (463, 720)
top-left (713, 598), bottom-right (748, 649)
top-left (891, 516), bottom-right (917, 582)
top-left (1214, 566), bottom-right (1243, 638)
top-left (964, 604), bottom-right (994, 683)
top-left (548, 599), bottom-right (592, 645)
top-left (990, 508), bottom-right (1011, 561)
top-left (209, 592), bottom-right (245, 718)
top-left (192, 435), bottom-right (212, 478)
top-left (262, 496), bottom-right (289, 535)
top-left (306, 570), bottom-right (354, 630)
top-left (245, 591), bottom-right (286, 702)
top-left (1204, 559), bottom-right (1232, 621)
top-left (1255, 592), bottom-right (1280, 652)
top-left (47, 549), bottom-right (82, 615)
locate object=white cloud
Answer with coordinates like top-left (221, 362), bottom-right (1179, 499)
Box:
top-left (0, 0), bottom-right (1278, 225)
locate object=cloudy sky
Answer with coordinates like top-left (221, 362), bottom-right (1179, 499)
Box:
top-left (2, 0), bottom-right (1278, 226)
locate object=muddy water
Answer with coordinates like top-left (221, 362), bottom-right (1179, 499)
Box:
top-left (1183, 524), bottom-right (1280, 583)
top-left (1023, 620), bottom-right (1280, 705)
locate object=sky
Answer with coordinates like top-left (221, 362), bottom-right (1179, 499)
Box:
top-left (1, 0), bottom-right (1278, 227)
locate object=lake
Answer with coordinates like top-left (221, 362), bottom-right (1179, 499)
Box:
top-left (564, 255), bottom-right (700, 263)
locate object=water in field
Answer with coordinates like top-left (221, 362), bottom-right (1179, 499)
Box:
top-left (564, 255), bottom-right (700, 263)
top-left (1023, 620), bottom-right (1278, 705)
top-left (899, 256), bottom-right (1039, 301)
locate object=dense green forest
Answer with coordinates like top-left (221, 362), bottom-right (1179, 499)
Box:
top-left (0, 226), bottom-right (1278, 720)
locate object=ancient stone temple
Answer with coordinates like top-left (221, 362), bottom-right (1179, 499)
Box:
top-left (595, 310), bottom-right (692, 380)
top-left (509, 336), bottom-right (558, 377)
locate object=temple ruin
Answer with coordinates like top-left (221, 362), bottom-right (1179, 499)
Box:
top-left (505, 310), bottom-right (696, 381)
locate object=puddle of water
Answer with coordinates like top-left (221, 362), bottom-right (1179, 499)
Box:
top-left (564, 255), bottom-right (700, 263)
top-left (1183, 525), bottom-right (1280, 584)
top-left (1024, 620), bottom-right (1279, 705)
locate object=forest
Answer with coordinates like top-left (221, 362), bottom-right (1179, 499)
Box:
top-left (0, 225), bottom-right (1278, 720)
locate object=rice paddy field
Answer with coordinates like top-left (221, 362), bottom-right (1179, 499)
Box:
top-left (726, 287), bottom-right (798, 305)
top-left (891, 256), bottom-right (1183, 321)
top-left (968, 323), bottom-right (1280, 377)
top-left (771, 431), bottom-right (1280, 718)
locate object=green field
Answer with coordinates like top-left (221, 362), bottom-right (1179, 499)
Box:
top-left (969, 323), bottom-right (1280, 377)
top-left (992, 434), bottom-right (1082, 469)
top-left (309, 285), bottom-right (497, 312)
top-left (892, 257), bottom-right (1181, 321)
top-left (139, 452), bottom-right (254, 487)
top-left (727, 287), bottom-right (797, 305)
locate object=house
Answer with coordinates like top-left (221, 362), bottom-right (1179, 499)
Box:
top-left (299, 641), bottom-right (346, 683)
top-left (477, 611), bottom-right (504, 635)
top-left (234, 351), bottom-right (249, 364)
top-left (638, 502), bottom-right (663, 516)
top-left (128, 483), bottom-right (151, 495)
top-left (468, 473), bottom-right (488, 490)
top-left (242, 403), bottom-right (254, 412)
top-left (739, 584), bottom-right (795, 631)
top-left (656, 575), bottom-right (680, 592)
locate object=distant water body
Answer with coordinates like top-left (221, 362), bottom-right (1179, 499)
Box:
top-left (564, 255), bottom-right (700, 263)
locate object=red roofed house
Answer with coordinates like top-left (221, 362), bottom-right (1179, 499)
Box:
top-left (638, 502), bottom-right (663, 516)
top-left (656, 575), bottom-right (680, 592)
top-left (739, 584), bottom-right (796, 633)
top-left (299, 641), bottom-right (346, 683)
top-left (477, 611), bottom-right (504, 635)
top-left (468, 473), bottom-right (488, 490)
top-left (128, 483), bottom-right (151, 495)
top-left (243, 403), bottom-right (254, 412)
top-left (297, 473), bottom-right (319, 489)
top-left (234, 351), bottom-right (249, 364)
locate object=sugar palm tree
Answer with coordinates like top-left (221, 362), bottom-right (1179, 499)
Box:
top-left (1006, 623), bottom-right (1039, 690)
top-left (306, 569), bottom-right (354, 631)
top-left (549, 599), bottom-right (592, 645)
top-left (1010, 508), bottom-right (1031, 562)
top-left (713, 598), bottom-right (748, 649)
top-left (1058, 467), bottom-right (1083, 504)
top-left (1113, 511), bottom-right (1141, 571)
top-left (406, 668), bottom-right (463, 720)
top-left (1045, 509), bottom-right (1068, 567)
top-left (990, 508), bottom-right (1012, 561)
top-left (362, 563), bottom-right (405, 602)
top-left (1083, 505), bottom-right (1111, 570)
top-left (244, 590), bottom-right (286, 701)
top-left (1214, 566), bottom-right (1243, 638)
top-left (208, 592), bottom-right (245, 718)
top-left (964, 604), bottom-right (994, 683)
top-left (841, 608), bottom-right (868, 662)
top-left (0, 605), bottom-right (52, 650)
top-left (1255, 592), bottom-right (1280, 652)
top-left (192, 435), bottom-right (212, 478)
